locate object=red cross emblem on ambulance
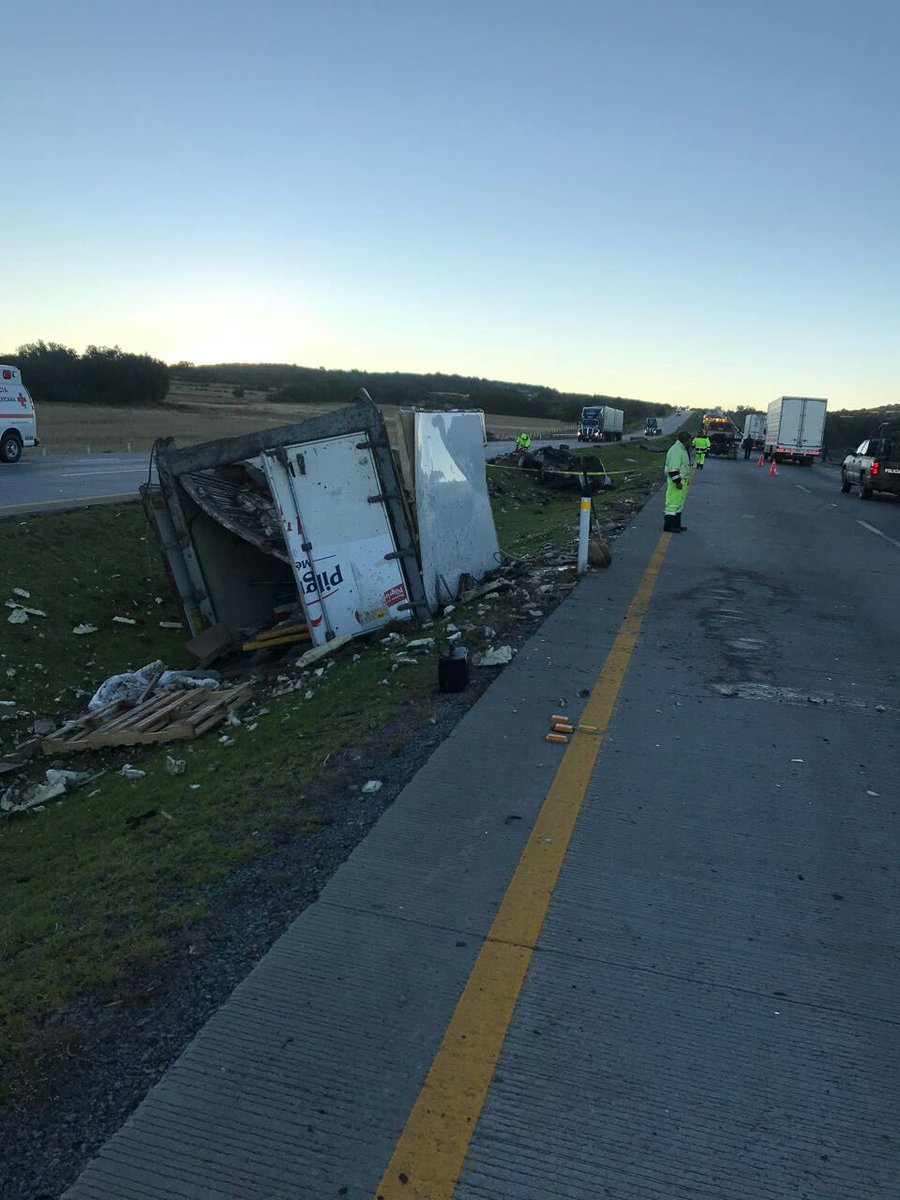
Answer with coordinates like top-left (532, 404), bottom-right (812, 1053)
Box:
top-left (17, 393), bottom-right (27, 407)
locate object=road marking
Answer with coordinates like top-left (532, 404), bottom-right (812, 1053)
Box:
top-left (0, 491), bottom-right (140, 514)
top-left (796, 484), bottom-right (813, 494)
top-left (375, 533), bottom-right (670, 1200)
top-left (57, 468), bottom-right (144, 478)
top-left (857, 520), bottom-right (900, 553)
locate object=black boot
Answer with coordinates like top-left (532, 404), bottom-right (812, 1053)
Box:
top-left (675, 512), bottom-right (686, 532)
top-left (663, 514), bottom-right (676, 532)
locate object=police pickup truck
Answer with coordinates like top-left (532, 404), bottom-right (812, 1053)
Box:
top-left (840, 427), bottom-right (900, 501)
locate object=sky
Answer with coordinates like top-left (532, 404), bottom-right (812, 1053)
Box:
top-left (3, 0), bottom-right (898, 409)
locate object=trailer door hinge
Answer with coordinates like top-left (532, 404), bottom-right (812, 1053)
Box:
top-left (368, 492), bottom-right (400, 504)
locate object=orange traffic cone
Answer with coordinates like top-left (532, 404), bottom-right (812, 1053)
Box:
top-left (768, 459), bottom-right (777, 476)
top-left (757, 454), bottom-right (764, 467)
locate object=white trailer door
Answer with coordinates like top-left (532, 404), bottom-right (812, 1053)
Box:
top-left (798, 400), bottom-right (826, 449)
top-left (262, 434), bottom-right (411, 645)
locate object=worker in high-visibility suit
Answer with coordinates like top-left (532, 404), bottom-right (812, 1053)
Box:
top-left (664, 431), bottom-right (693, 532)
top-left (692, 431), bottom-right (711, 468)
top-left (515, 432), bottom-right (532, 451)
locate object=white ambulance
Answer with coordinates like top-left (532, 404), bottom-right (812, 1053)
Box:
top-left (0, 365), bottom-right (39, 462)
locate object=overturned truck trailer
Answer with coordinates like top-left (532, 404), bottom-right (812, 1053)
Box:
top-left (142, 393), bottom-right (500, 654)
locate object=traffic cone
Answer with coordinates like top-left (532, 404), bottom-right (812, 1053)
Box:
top-left (768, 459), bottom-right (777, 476)
top-left (757, 454), bottom-right (764, 467)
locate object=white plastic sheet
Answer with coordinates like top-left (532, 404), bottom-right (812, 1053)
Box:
top-left (88, 661), bottom-right (220, 711)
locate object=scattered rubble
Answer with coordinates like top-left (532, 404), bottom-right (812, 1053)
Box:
top-left (1, 768), bottom-right (93, 814)
top-left (361, 780), bottom-right (383, 794)
top-left (477, 645), bottom-right (513, 667)
top-left (72, 623), bottom-right (99, 636)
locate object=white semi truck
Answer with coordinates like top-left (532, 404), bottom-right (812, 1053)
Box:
top-left (578, 405), bottom-right (624, 442)
top-left (764, 397), bottom-right (827, 465)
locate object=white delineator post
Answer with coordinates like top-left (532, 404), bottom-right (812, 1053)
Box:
top-left (577, 496), bottom-right (591, 575)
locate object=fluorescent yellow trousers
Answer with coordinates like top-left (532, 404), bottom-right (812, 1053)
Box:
top-left (664, 477), bottom-right (688, 516)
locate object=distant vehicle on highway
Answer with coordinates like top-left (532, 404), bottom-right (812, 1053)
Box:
top-left (644, 416), bottom-right (660, 437)
top-left (742, 412), bottom-right (766, 451)
top-left (578, 405), bottom-right (623, 442)
top-left (840, 426), bottom-right (900, 501)
top-left (0, 364), bottom-right (38, 463)
top-left (764, 396), bottom-right (827, 465)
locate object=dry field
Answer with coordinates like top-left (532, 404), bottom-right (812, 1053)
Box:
top-left (33, 383), bottom-right (577, 455)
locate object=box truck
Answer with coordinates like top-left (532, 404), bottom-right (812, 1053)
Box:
top-left (764, 397), bottom-right (827, 465)
top-left (578, 405), bottom-right (624, 442)
top-left (742, 413), bottom-right (766, 450)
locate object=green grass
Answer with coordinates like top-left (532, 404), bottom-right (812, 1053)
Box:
top-left (488, 440), bottom-right (664, 553)
top-left (0, 504), bottom-right (191, 749)
top-left (1, 644), bottom-right (432, 1075)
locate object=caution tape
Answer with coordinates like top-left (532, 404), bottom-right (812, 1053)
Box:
top-left (486, 461), bottom-right (649, 478)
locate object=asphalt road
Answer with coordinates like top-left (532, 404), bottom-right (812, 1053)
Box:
top-left (67, 451), bottom-right (899, 1199)
top-left (0, 452), bottom-right (152, 518)
top-left (3, 412), bottom-right (696, 517)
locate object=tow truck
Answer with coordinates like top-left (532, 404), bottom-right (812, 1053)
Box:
top-left (700, 411), bottom-right (739, 459)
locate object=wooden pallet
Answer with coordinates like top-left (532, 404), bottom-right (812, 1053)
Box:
top-left (40, 684), bottom-right (252, 755)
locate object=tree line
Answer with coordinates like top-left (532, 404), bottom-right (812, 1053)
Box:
top-left (172, 362), bottom-right (671, 425)
top-left (2, 342), bottom-right (169, 406)
top-left (3, 344), bottom-right (678, 426)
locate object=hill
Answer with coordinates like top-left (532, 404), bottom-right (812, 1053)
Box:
top-left (171, 363), bottom-right (671, 426)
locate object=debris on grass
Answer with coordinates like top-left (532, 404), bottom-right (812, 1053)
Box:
top-left (296, 634), bottom-right (353, 670)
top-left (120, 764), bottom-right (146, 780)
top-left (88, 661), bottom-right (220, 711)
top-left (72, 623), bottom-right (99, 636)
top-left (361, 780), bottom-right (383, 794)
top-left (1, 767), bottom-right (93, 814)
top-left (477, 645), bottom-right (514, 667)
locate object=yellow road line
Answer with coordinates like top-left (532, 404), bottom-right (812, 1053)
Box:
top-left (376, 532), bottom-right (671, 1199)
top-left (0, 491), bottom-right (139, 513)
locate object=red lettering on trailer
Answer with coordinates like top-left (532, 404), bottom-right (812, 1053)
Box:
top-left (384, 583), bottom-right (407, 607)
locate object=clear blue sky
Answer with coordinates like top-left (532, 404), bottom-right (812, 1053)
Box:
top-left (3, 0), bottom-right (897, 409)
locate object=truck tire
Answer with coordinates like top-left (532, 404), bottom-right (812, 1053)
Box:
top-left (0, 431), bottom-right (23, 464)
top-left (840, 472), bottom-right (851, 493)
top-left (859, 475), bottom-right (873, 500)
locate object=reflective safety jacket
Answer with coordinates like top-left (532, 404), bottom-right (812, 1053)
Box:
top-left (665, 440), bottom-right (691, 484)
top-left (516, 433), bottom-right (532, 450)
top-left (692, 435), bottom-right (711, 456)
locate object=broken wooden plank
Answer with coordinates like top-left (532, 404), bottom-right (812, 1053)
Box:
top-left (43, 723), bottom-right (198, 752)
top-left (193, 689), bottom-right (252, 736)
top-left (183, 685), bottom-right (249, 729)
